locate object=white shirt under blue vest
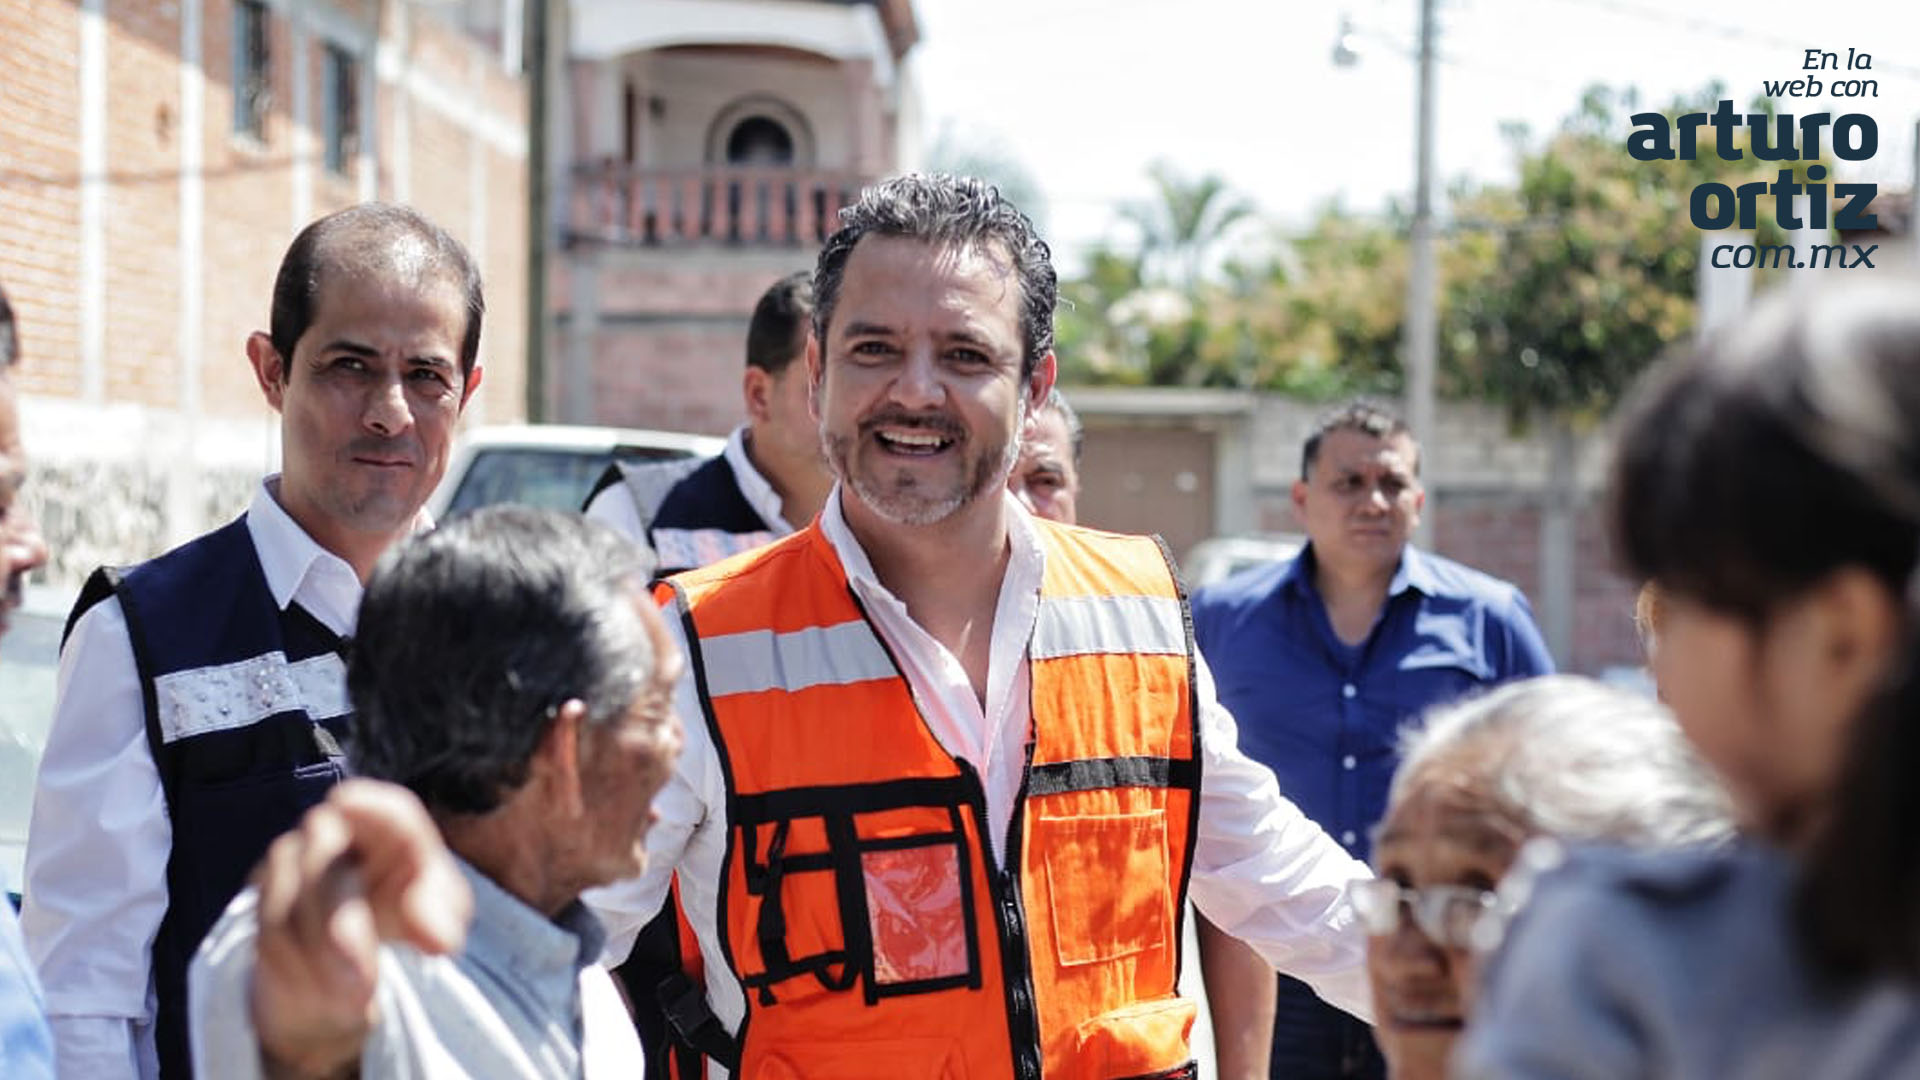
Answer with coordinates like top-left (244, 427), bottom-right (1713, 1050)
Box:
top-left (583, 424), bottom-right (792, 563)
top-left (20, 478), bottom-right (401, 1079)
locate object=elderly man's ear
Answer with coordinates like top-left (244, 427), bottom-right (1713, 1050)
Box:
top-left (533, 700), bottom-right (591, 819)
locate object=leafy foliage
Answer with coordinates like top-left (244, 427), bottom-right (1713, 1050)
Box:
top-left (1056, 84), bottom-right (1827, 418)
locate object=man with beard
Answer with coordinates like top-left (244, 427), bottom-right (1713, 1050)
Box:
top-left (587, 174), bottom-right (1372, 1079)
top-left (22, 204), bottom-right (485, 1079)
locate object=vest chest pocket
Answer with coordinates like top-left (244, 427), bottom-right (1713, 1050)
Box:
top-left (1037, 810), bottom-right (1173, 967)
top-left (862, 839), bottom-right (970, 990)
top-left (734, 797), bottom-right (984, 1006)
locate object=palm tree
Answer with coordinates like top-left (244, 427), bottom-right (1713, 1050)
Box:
top-left (1122, 161), bottom-right (1256, 291)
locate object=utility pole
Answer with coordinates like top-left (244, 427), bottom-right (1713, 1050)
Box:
top-left (524, 0), bottom-right (554, 422)
top-left (1405, 0), bottom-right (1438, 546)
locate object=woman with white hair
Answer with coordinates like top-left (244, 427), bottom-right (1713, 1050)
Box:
top-left (1356, 675), bottom-right (1732, 1080)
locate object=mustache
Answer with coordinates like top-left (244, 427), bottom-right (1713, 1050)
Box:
top-left (344, 436), bottom-right (414, 459)
top-left (858, 410), bottom-right (963, 439)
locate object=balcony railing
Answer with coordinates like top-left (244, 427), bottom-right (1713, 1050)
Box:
top-left (568, 163), bottom-right (870, 248)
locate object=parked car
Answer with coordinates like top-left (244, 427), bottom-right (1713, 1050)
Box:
top-left (1182, 532), bottom-right (1306, 588)
top-left (428, 423), bottom-right (726, 520)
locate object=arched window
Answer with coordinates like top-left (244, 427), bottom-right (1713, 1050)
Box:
top-left (704, 96), bottom-right (814, 168)
top-left (724, 117), bottom-right (795, 167)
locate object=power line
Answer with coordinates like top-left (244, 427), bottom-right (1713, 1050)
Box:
top-left (1528, 0), bottom-right (1920, 80)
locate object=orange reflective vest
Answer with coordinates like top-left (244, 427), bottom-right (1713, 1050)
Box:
top-left (660, 519), bottom-right (1201, 1080)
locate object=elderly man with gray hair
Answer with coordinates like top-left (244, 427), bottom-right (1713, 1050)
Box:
top-left (1356, 675), bottom-right (1732, 1080)
top-left (187, 507), bottom-right (684, 1079)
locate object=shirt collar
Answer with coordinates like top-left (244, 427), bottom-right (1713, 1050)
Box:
top-left (723, 424), bottom-right (795, 535)
top-left (1390, 545), bottom-right (1440, 597)
top-left (244, 476), bottom-right (364, 613)
top-left (457, 856), bottom-right (607, 994)
top-left (819, 484), bottom-right (1043, 602)
top-left (1284, 541), bottom-right (1436, 599)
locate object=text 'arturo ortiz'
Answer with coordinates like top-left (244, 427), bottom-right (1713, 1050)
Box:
top-left (1626, 101), bottom-right (1877, 232)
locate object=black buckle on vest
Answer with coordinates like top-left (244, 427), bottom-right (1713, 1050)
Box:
top-left (656, 970), bottom-right (741, 1071)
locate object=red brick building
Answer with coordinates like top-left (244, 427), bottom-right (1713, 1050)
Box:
top-left (547, 0), bottom-right (921, 433)
top-left (0, 0), bottom-right (529, 584)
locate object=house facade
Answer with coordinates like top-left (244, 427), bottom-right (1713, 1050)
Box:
top-left (548, 0), bottom-right (920, 433)
top-left (0, 0), bottom-right (529, 585)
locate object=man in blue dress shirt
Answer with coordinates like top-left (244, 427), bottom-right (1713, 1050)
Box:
top-left (1192, 400), bottom-right (1553, 1080)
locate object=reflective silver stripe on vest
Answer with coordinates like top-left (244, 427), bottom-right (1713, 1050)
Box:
top-left (653, 527), bottom-right (778, 571)
top-left (153, 650), bottom-right (350, 745)
top-left (1030, 593), bottom-right (1186, 660)
top-left (699, 620), bottom-right (898, 698)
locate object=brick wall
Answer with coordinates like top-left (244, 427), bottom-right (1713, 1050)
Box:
top-left (0, 0), bottom-right (528, 586)
top-left (0, 0), bottom-right (86, 401)
top-left (558, 247), bottom-right (811, 432)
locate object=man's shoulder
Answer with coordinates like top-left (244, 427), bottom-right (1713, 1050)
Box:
top-left (74, 517), bottom-right (256, 624)
top-left (1409, 548), bottom-right (1528, 609)
top-left (1490, 843), bottom-right (1785, 993)
top-left (1191, 556), bottom-right (1292, 614)
top-left (654, 455), bottom-right (767, 533)
top-left (668, 524), bottom-right (818, 594)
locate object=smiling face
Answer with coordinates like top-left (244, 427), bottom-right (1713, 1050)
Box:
top-left (1367, 758), bottom-right (1526, 1080)
top-left (811, 235), bottom-right (1050, 530)
top-left (1294, 429), bottom-right (1423, 581)
top-left (249, 264), bottom-right (478, 562)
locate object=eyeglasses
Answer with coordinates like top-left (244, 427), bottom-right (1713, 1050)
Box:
top-left (1350, 879), bottom-right (1507, 952)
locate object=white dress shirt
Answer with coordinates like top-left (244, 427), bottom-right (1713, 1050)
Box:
top-left (191, 858), bottom-right (646, 1080)
top-left (585, 488), bottom-right (1374, 1072)
top-left (20, 478), bottom-right (378, 1080)
top-left (583, 425), bottom-right (794, 542)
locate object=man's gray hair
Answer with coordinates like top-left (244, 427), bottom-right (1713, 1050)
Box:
top-left (1392, 675), bottom-right (1734, 849)
top-left (813, 173), bottom-right (1058, 380)
top-left (348, 506), bottom-right (660, 815)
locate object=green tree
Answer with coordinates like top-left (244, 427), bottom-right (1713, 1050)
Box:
top-left (1122, 161), bottom-right (1256, 292)
top-left (1445, 83), bottom-right (1822, 423)
top-left (1438, 83), bottom-right (1827, 657)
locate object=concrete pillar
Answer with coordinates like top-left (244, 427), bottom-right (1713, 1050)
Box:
top-left (564, 255), bottom-right (600, 424)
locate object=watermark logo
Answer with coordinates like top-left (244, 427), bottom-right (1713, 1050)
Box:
top-left (1626, 48), bottom-right (1880, 269)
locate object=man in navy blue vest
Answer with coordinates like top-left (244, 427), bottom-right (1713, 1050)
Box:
top-left (585, 271), bottom-right (834, 576)
top-left (21, 204), bottom-right (486, 1080)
